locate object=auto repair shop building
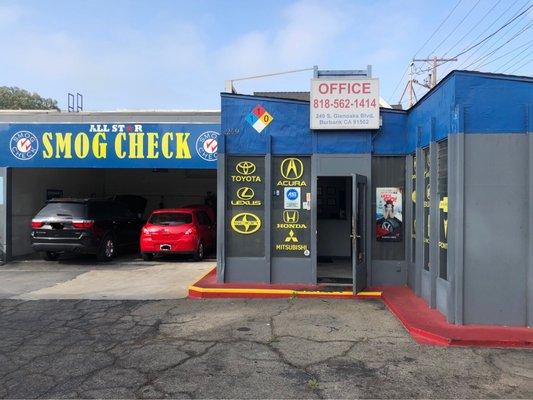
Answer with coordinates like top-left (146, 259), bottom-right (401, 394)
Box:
top-left (217, 70), bottom-right (533, 327)
top-left (0, 70), bottom-right (531, 328)
top-left (0, 110), bottom-right (220, 260)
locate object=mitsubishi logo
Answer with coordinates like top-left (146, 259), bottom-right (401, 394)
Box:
top-left (284, 230), bottom-right (299, 243)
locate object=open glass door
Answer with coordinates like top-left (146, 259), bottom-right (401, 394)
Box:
top-left (352, 174), bottom-right (367, 293)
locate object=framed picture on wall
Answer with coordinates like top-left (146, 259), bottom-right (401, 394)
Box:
top-left (375, 187), bottom-right (403, 242)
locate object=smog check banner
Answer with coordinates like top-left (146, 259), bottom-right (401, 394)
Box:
top-left (0, 123), bottom-right (220, 169)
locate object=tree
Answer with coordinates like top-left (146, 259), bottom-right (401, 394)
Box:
top-left (0, 86), bottom-right (59, 111)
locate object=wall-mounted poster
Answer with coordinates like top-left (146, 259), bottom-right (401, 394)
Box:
top-left (376, 187), bottom-right (403, 242)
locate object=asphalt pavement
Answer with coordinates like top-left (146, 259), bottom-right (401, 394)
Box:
top-left (0, 297), bottom-right (532, 399)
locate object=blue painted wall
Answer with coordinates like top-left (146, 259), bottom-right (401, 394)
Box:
top-left (221, 71), bottom-right (532, 156)
top-left (455, 73), bottom-right (532, 134)
top-left (222, 94), bottom-right (408, 155)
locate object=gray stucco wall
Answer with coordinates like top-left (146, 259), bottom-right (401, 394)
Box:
top-left (0, 168), bottom-right (10, 263)
top-left (461, 133), bottom-right (530, 326)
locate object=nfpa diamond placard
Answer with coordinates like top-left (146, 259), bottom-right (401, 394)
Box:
top-left (246, 105), bottom-right (273, 133)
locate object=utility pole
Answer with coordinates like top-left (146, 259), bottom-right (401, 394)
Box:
top-left (399, 56), bottom-right (457, 108)
top-left (399, 62), bottom-right (419, 108)
top-left (412, 57), bottom-right (457, 88)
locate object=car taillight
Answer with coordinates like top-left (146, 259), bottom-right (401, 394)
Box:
top-left (185, 228), bottom-right (194, 235)
top-left (31, 220), bottom-right (44, 228)
top-left (142, 227), bottom-right (151, 235)
top-left (72, 220), bottom-right (95, 229)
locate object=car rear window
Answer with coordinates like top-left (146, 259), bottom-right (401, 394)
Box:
top-left (149, 212), bottom-right (192, 225)
top-left (35, 202), bottom-right (87, 219)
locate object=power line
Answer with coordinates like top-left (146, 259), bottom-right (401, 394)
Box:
top-left (431, 2), bottom-right (532, 75)
top-left (453, 4), bottom-right (532, 60)
top-left (390, 0), bottom-right (464, 103)
top-left (427, 0), bottom-right (482, 58)
top-left (412, 0), bottom-right (464, 58)
top-left (441, 0), bottom-right (501, 58)
top-left (464, 21), bottom-right (532, 69)
top-left (509, 57), bottom-right (533, 74)
top-left (502, 50), bottom-right (533, 72)
top-left (389, 64), bottom-right (410, 102)
top-left (476, 40), bottom-right (533, 69)
top-left (454, 0), bottom-right (531, 69)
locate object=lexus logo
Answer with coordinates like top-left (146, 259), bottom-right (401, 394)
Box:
top-left (236, 187), bottom-right (255, 200)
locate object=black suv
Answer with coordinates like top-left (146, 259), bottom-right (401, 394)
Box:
top-left (31, 198), bottom-right (145, 261)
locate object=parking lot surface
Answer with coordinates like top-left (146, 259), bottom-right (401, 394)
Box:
top-left (0, 298), bottom-right (531, 399)
top-left (0, 255), bottom-right (214, 300)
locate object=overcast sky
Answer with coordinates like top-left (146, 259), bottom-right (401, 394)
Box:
top-left (0, 0), bottom-right (531, 111)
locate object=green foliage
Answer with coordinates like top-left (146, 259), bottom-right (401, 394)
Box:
top-left (0, 87), bottom-right (59, 111)
top-left (307, 377), bottom-right (320, 391)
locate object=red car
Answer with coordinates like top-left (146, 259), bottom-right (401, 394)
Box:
top-left (140, 207), bottom-right (215, 261)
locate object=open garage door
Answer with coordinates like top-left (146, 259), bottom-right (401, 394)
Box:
top-left (10, 168), bottom-right (217, 258)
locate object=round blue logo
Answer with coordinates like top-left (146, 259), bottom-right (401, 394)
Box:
top-left (196, 131), bottom-right (219, 162)
top-left (10, 131), bottom-right (39, 161)
top-left (287, 189), bottom-right (299, 200)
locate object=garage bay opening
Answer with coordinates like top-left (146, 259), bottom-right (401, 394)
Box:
top-left (10, 168), bottom-right (217, 261)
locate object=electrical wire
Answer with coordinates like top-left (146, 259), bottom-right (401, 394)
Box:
top-left (502, 50), bottom-right (533, 72)
top-left (439, 0), bottom-right (526, 76)
top-left (426, 0), bottom-right (482, 58)
top-left (394, 0), bottom-right (464, 102)
top-left (496, 45), bottom-right (533, 70)
top-left (509, 57), bottom-right (532, 74)
top-left (418, 3), bottom-right (533, 74)
top-left (464, 20), bottom-right (532, 69)
top-left (389, 64), bottom-right (410, 102)
top-left (476, 40), bottom-right (533, 69)
top-left (454, 0), bottom-right (531, 69)
top-left (453, 4), bottom-right (532, 59)
top-left (441, 0), bottom-right (501, 58)
top-left (412, 0), bottom-right (464, 59)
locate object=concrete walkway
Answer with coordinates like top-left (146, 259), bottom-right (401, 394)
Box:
top-left (0, 254), bottom-right (214, 300)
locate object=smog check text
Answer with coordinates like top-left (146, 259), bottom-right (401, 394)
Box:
top-left (40, 124), bottom-right (193, 159)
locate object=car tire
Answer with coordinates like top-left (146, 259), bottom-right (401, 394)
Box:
top-left (43, 251), bottom-right (60, 261)
top-left (97, 235), bottom-right (116, 262)
top-left (193, 242), bottom-right (204, 261)
top-left (142, 252), bottom-right (154, 261)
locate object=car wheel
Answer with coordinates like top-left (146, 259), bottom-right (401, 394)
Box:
top-left (97, 235), bottom-right (116, 262)
top-left (194, 242), bottom-right (204, 261)
top-left (43, 251), bottom-right (60, 261)
top-left (142, 252), bottom-right (154, 261)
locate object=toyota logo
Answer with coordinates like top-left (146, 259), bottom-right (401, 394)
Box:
top-left (236, 161), bottom-right (256, 175)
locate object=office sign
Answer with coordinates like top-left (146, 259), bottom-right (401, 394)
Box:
top-left (310, 78), bottom-right (380, 130)
top-left (0, 123), bottom-right (220, 169)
